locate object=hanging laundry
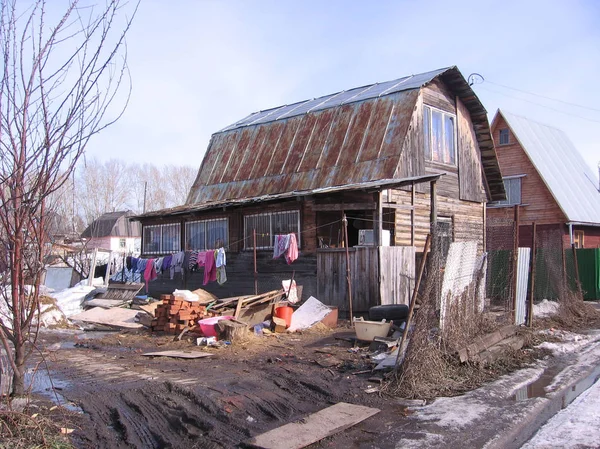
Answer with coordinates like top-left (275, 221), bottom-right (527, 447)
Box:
top-left (144, 258), bottom-right (157, 290)
top-left (188, 250), bottom-right (200, 271)
top-left (285, 233), bottom-right (298, 265)
top-left (217, 265), bottom-right (227, 285)
top-left (216, 248), bottom-right (227, 284)
top-left (126, 256), bottom-right (133, 271)
top-left (196, 251), bottom-right (207, 268)
top-left (130, 257), bottom-right (139, 272)
top-left (154, 257), bottom-right (164, 274)
top-left (216, 248), bottom-right (226, 268)
top-left (161, 255), bottom-right (172, 272)
top-left (203, 250), bottom-right (217, 285)
top-left (137, 258), bottom-right (148, 273)
top-left (273, 234), bottom-right (291, 259)
top-left (170, 251), bottom-right (185, 280)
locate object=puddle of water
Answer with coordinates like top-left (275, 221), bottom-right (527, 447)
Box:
top-left (26, 369), bottom-right (82, 413)
top-left (512, 364), bottom-right (564, 401)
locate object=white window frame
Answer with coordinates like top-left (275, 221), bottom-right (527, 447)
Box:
top-left (142, 223), bottom-right (181, 255)
top-left (490, 175), bottom-right (524, 207)
top-left (184, 218), bottom-right (229, 251)
top-left (244, 210), bottom-right (301, 250)
top-left (423, 105), bottom-right (457, 166)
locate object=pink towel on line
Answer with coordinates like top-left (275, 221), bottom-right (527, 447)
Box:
top-left (203, 250), bottom-right (217, 285)
top-left (144, 258), bottom-right (157, 291)
top-left (285, 234), bottom-right (298, 265)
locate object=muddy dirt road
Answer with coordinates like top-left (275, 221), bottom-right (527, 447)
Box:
top-left (36, 328), bottom-right (409, 448)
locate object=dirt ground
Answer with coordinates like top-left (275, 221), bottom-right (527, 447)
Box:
top-left (32, 325), bottom-right (410, 449)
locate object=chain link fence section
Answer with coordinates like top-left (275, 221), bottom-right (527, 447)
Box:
top-left (486, 217), bottom-right (517, 314)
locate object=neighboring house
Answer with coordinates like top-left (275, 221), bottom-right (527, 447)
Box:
top-left (81, 211), bottom-right (141, 254)
top-left (488, 110), bottom-right (600, 248)
top-left (133, 66), bottom-right (505, 311)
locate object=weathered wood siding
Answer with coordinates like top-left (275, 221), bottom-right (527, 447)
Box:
top-left (488, 115), bottom-right (567, 225)
top-left (422, 79), bottom-right (457, 114)
top-left (391, 188), bottom-right (484, 252)
top-left (457, 98), bottom-right (485, 202)
top-left (317, 248), bottom-right (379, 314)
top-left (316, 246), bottom-right (415, 314)
top-left (379, 246), bottom-right (415, 305)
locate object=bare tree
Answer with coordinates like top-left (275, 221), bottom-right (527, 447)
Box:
top-left (0, 0), bottom-right (136, 396)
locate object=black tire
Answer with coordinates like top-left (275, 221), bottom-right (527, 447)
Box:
top-left (369, 304), bottom-right (409, 321)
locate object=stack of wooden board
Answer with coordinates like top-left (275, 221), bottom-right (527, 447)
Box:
top-left (151, 294), bottom-right (218, 334)
top-left (211, 290), bottom-right (283, 327)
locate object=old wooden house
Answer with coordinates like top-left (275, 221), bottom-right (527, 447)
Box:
top-left (487, 110), bottom-right (600, 248)
top-left (133, 66), bottom-right (505, 314)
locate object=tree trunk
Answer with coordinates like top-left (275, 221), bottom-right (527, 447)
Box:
top-left (11, 343), bottom-right (26, 396)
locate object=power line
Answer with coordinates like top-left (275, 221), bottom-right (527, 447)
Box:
top-left (477, 85), bottom-right (600, 124)
top-left (484, 79), bottom-right (600, 114)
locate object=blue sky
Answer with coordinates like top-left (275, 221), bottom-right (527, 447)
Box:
top-left (85, 0), bottom-right (600, 174)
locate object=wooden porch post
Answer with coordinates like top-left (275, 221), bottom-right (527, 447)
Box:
top-left (374, 191), bottom-right (383, 246)
top-left (343, 214), bottom-right (353, 323)
top-left (429, 180), bottom-right (437, 235)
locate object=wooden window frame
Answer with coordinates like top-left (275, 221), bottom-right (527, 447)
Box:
top-left (499, 128), bottom-right (510, 145)
top-left (423, 104), bottom-right (457, 166)
top-left (489, 175), bottom-right (525, 207)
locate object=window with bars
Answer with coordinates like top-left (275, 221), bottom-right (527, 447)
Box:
top-left (244, 210), bottom-right (300, 249)
top-left (185, 218), bottom-right (228, 250)
top-left (423, 105), bottom-right (456, 165)
top-left (142, 223), bottom-right (181, 255)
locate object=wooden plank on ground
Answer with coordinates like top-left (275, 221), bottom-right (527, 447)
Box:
top-left (70, 307), bottom-right (142, 329)
top-left (142, 350), bottom-right (213, 359)
top-left (245, 402), bottom-right (380, 449)
top-left (458, 325), bottom-right (518, 363)
top-left (85, 298), bottom-right (129, 309)
top-left (138, 302), bottom-right (161, 316)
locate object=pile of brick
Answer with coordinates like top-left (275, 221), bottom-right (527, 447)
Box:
top-left (151, 294), bottom-right (218, 334)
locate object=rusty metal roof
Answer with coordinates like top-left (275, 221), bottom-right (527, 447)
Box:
top-left (187, 66), bottom-right (504, 205)
top-left (132, 174), bottom-right (443, 220)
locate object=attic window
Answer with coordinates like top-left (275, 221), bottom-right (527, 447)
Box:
top-left (423, 105), bottom-right (456, 165)
top-left (499, 128), bottom-right (510, 145)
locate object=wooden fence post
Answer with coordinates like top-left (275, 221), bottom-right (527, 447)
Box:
top-left (527, 222), bottom-right (536, 327)
top-left (511, 205), bottom-right (520, 322)
top-left (253, 229), bottom-right (258, 295)
top-left (343, 214), bottom-right (353, 323)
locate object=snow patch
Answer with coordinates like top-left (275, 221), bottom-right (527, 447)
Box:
top-left (396, 432), bottom-right (444, 448)
top-left (537, 329), bottom-right (592, 355)
top-left (414, 396), bottom-right (488, 429)
top-left (522, 378), bottom-right (600, 448)
top-left (533, 299), bottom-right (559, 318)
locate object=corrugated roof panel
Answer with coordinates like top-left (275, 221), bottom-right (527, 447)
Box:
top-left (318, 103), bottom-right (356, 168)
top-left (235, 125), bottom-right (270, 181)
top-left (264, 116), bottom-right (302, 176)
top-left (501, 111), bottom-right (600, 225)
top-left (378, 90), bottom-right (419, 158)
top-left (248, 121), bottom-right (285, 179)
top-left (357, 97), bottom-right (395, 163)
top-left (220, 127), bottom-right (257, 183)
top-left (297, 108), bottom-right (337, 172)
top-left (340, 101), bottom-right (375, 164)
top-left (282, 113), bottom-right (318, 174)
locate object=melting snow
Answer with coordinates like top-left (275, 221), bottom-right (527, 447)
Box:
top-left (522, 378), bottom-right (600, 448)
top-left (533, 299), bottom-right (559, 318)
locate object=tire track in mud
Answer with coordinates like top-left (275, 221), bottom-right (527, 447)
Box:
top-left (50, 348), bottom-right (370, 448)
